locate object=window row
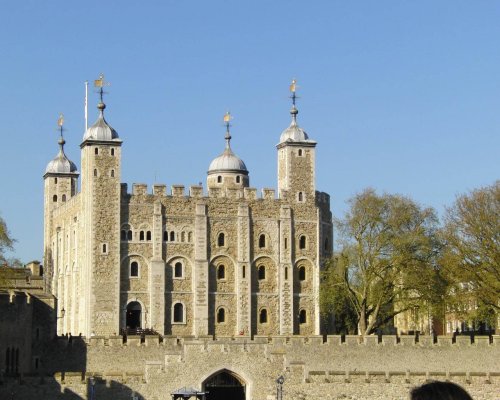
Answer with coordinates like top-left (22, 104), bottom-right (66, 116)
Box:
top-left (121, 230), bottom-right (152, 241)
top-left (92, 169), bottom-right (115, 177)
top-left (217, 232), bottom-right (309, 250)
top-left (93, 147), bottom-right (116, 156)
top-left (52, 194), bottom-right (67, 202)
top-left (216, 175), bottom-right (242, 184)
top-left (163, 231), bottom-right (193, 243)
top-left (128, 261), bottom-right (308, 281)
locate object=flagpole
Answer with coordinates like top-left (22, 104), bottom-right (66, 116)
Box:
top-left (84, 81), bottom-right (88, 131)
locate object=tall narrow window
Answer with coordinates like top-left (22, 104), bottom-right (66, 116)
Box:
top-left (218, 232), bottom-right (225, 247)
top-left (95, 148), bottom-right (99, 155)
top-left (188, 232), bottom-right (193, 242)
top-left (298, 192), bottom-right (303, 202)
top-left (285, 267), bottom-right (288, 280)
top-left (102, 243), bottom-right (107, 253)
top-left (236, 176), bottom-right (241, 183)
top-left (53, 195), bottom-right (57, 202)
top-left (54, 177), bottom-right (58, 184)
top-left (94, 169), bottom-right (98, 177)
top-left (217, 265), bottom-right (226, 280)
top-left (111, 169), bottom-right (115, 177)
top-left (173, 303), bottom-right (184, 323)
top-left (139, 231), bottom-right (145, 241)
top-left (217, 176), bottom-right (222, 183)
top-left (242, 265), bottom-right (246, 279)
top-left (258, 265), bottom-right (266, 280)
top-left (181, 232), bottom-right (185, 242)
top-left (146, 231), bottom-right (152, 241)
top-left (174, 262), bottom-right (183, 278)
top-left (217, 308), bottom-right (226, 323)
top-left (324, 237), bottom-right (329, 251)
top-left (299, 309), bottom-right (307, 324)
top-left (259, 309), bottom-right (268, 324)
top-left (170, 231), bottom-right (175, 242)
top-left (259, 234), bottom-right (266, 248)
top-left (298, 266), bottom-right (306, 281)
top-left (164, 231), bottom-right (168, 241)
top-left (121, 230), bottom-right (126, 241)
top-left (130, 261), bottom-right (139, 277)
top-left (111, 148), bottom-right (115, 156)
top-left (127, 230), bottom-right (132, 240)
top-left (298, 149), bottom-right (303, 156)
top-left (299, 235), bottom-right (306, 250)
top-left (284, 237), bottom-right (288, 249)
top-left (62, 194), bottom-right (66, 202)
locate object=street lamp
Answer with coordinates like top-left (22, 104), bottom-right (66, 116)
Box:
top-left (57, 308), bottom-right (66, 319)
top-left (276, 375), bottom-right (284, 400)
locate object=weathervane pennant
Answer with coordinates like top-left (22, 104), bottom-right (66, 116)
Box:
top-left (57, 113), bottom-right (64, 127)
top-left (290, 79), bottom-right (297, 93)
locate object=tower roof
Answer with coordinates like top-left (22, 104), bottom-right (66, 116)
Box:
top-left (208, 112), bottom-right (248, 174)
top-left (279, 79), bottom-right (314, 144)
top-left (82, 102), bottom-right (119, 142)
top-left (45, 116), bottom-right (78, 176)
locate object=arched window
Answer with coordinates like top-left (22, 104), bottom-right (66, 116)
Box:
top-left (127, 230), bottom-right (132, 240)
top-left (173, 303), bottom-right (184, 323)
top-left (259, 309), bottom-right (268, 324)
top-left (181, 231), bottom-right (185, 242)
top-left (95, 148), bottom-right (99, 155)
top-left (164, 231), bottom-right (168, 241)
top-left (299, 309), bottom-right (307, 324)
top-left (130, 261), bottom-right (139, 277)
top-left (259, 234), bottom-right (266, 248)
top-left (62, 194), bottom-right (66, 202)
top-left (93, 169), bottom-right (98, 177)
top-left (146, 231), bottom-right (152, 241)
top-left (102, 243), bottom-right (107, 253)
top-left (258, 265), bottom-right (266, 280)
top-left (53, 195), bottom-right (57, 202)
top-left (111, 148), bottom-right (115, 156)
top-left (285, 267), bottom-right (288, 280)
top-left (236, 176), bottom-right (241, 183)
top-left (111, 169), bottom-right (115, 177)
top-left (217, 176), bottom-right (222, 183)
top-left (298, 149), bottom-right (303, 156)
top-left (174, 262), bottom-right (183, 278)
top-left (284, 237), bottom-right (288, 249)
top-left (217, 308), bottom-right (226, 323)
top-left (121, 230), bottom-right (126, 241)
top-left (139, 231), bottom-right (145, 241)
top-left (188, 232), bottom-right (193, 242)
top-left (217, 264), bottom-right (226, 280)
top-left (298, 266), bottom-right (306, 281)
top-left (54, 177), bottom-right (58, 184)
top-left (170, 231), bottom-right (175, 242)
top-left (299, 235), bottom-right (306, 250)
top-left (298, 192), bottom-right (303, 202)
top-left (242, 265), bottom-right (246, 279)
top-left (218, 232), bottom-right (225, 247)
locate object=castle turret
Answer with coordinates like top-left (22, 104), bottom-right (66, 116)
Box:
top-left (79, 75), bottom-right (122, 336)
top-left (277, 80), bottom-right (317, 202)
top-left (207, 112), bottom-right (249, 190)
top-left (43, 115), bottom-right (79, 294)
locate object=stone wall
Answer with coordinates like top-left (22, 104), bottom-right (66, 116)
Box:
top-left (2, 334), bottom-right (496, 400)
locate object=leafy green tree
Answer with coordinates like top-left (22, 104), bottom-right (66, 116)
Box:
top-left (0, 214), bottom-right (16, 286)
top-left (322, 189), bottom-right (442, 335)
top-left (441, 181), bottom-right (500, 321)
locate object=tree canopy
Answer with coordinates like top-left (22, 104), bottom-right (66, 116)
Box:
top-left (321, 189), bottom-right (442, 335)
top-left (441, 181), bottom-right (500, 324)
top-left (0, 214), bottom-right (15, 265)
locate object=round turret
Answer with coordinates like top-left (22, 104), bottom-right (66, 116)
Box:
top-left (279, 106), bottom-right (309, 143)
top-left (45, 136), bottom-right (78, 175)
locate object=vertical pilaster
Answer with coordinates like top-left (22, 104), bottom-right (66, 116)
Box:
top-left (194, 202), bottom-right (208, 335)
top-left (237, 204), bottom-right (251, 335)
top-left (150, 200), bottom-right (165, 333)
top-left (279, 205), bottom-right (294, 334)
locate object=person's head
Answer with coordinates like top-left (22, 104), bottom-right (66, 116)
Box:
top-left (410, 381), bottom-right (473, 400)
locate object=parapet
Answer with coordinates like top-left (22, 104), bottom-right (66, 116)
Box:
top-left (153, 184), bottom-right (167, 196)
top-left (132, 183), bottom-right (147, 196)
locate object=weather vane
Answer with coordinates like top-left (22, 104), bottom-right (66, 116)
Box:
top-left (57, 113), bottom-right (64, 136)
top-left (223, 111), bottom-right (232, 134)
top-left (94, 73), bottom-right (111, 103)
top-left (289, 79), bottom-right (299, 107)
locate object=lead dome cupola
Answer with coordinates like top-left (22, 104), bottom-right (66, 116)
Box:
top-left (45, 115), bottom-right (78, 175)
top-left (82, 102), bottom-right (119, 141)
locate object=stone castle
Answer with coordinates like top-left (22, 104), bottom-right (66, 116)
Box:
top-left (1, 81), bottom-right (498, 400)
top-left (42, 81), bottom-right (332, 339)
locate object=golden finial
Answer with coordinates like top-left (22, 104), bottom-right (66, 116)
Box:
top-left (223, 111), bottom-right (232, 124)
top-left (290, 79), bottom-right (297, 93)
top-left (94, 73), bottom-right (110, 104)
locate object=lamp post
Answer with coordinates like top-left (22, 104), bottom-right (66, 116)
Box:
top-left (276, 375), bottom-right (284, 400)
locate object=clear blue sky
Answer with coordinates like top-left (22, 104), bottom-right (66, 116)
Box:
top-left (0, 1), bottom-right (499, 262)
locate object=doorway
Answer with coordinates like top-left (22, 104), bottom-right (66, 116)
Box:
top-left (126, 301), bottom-right (142, 329)
top-left (203, 370), bottom-right (245, 400)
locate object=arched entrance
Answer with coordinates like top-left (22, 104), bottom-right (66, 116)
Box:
top-left (126, 301), bottom-right (142, 329)
top-left (203, 370), bottom-right (245, 400)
